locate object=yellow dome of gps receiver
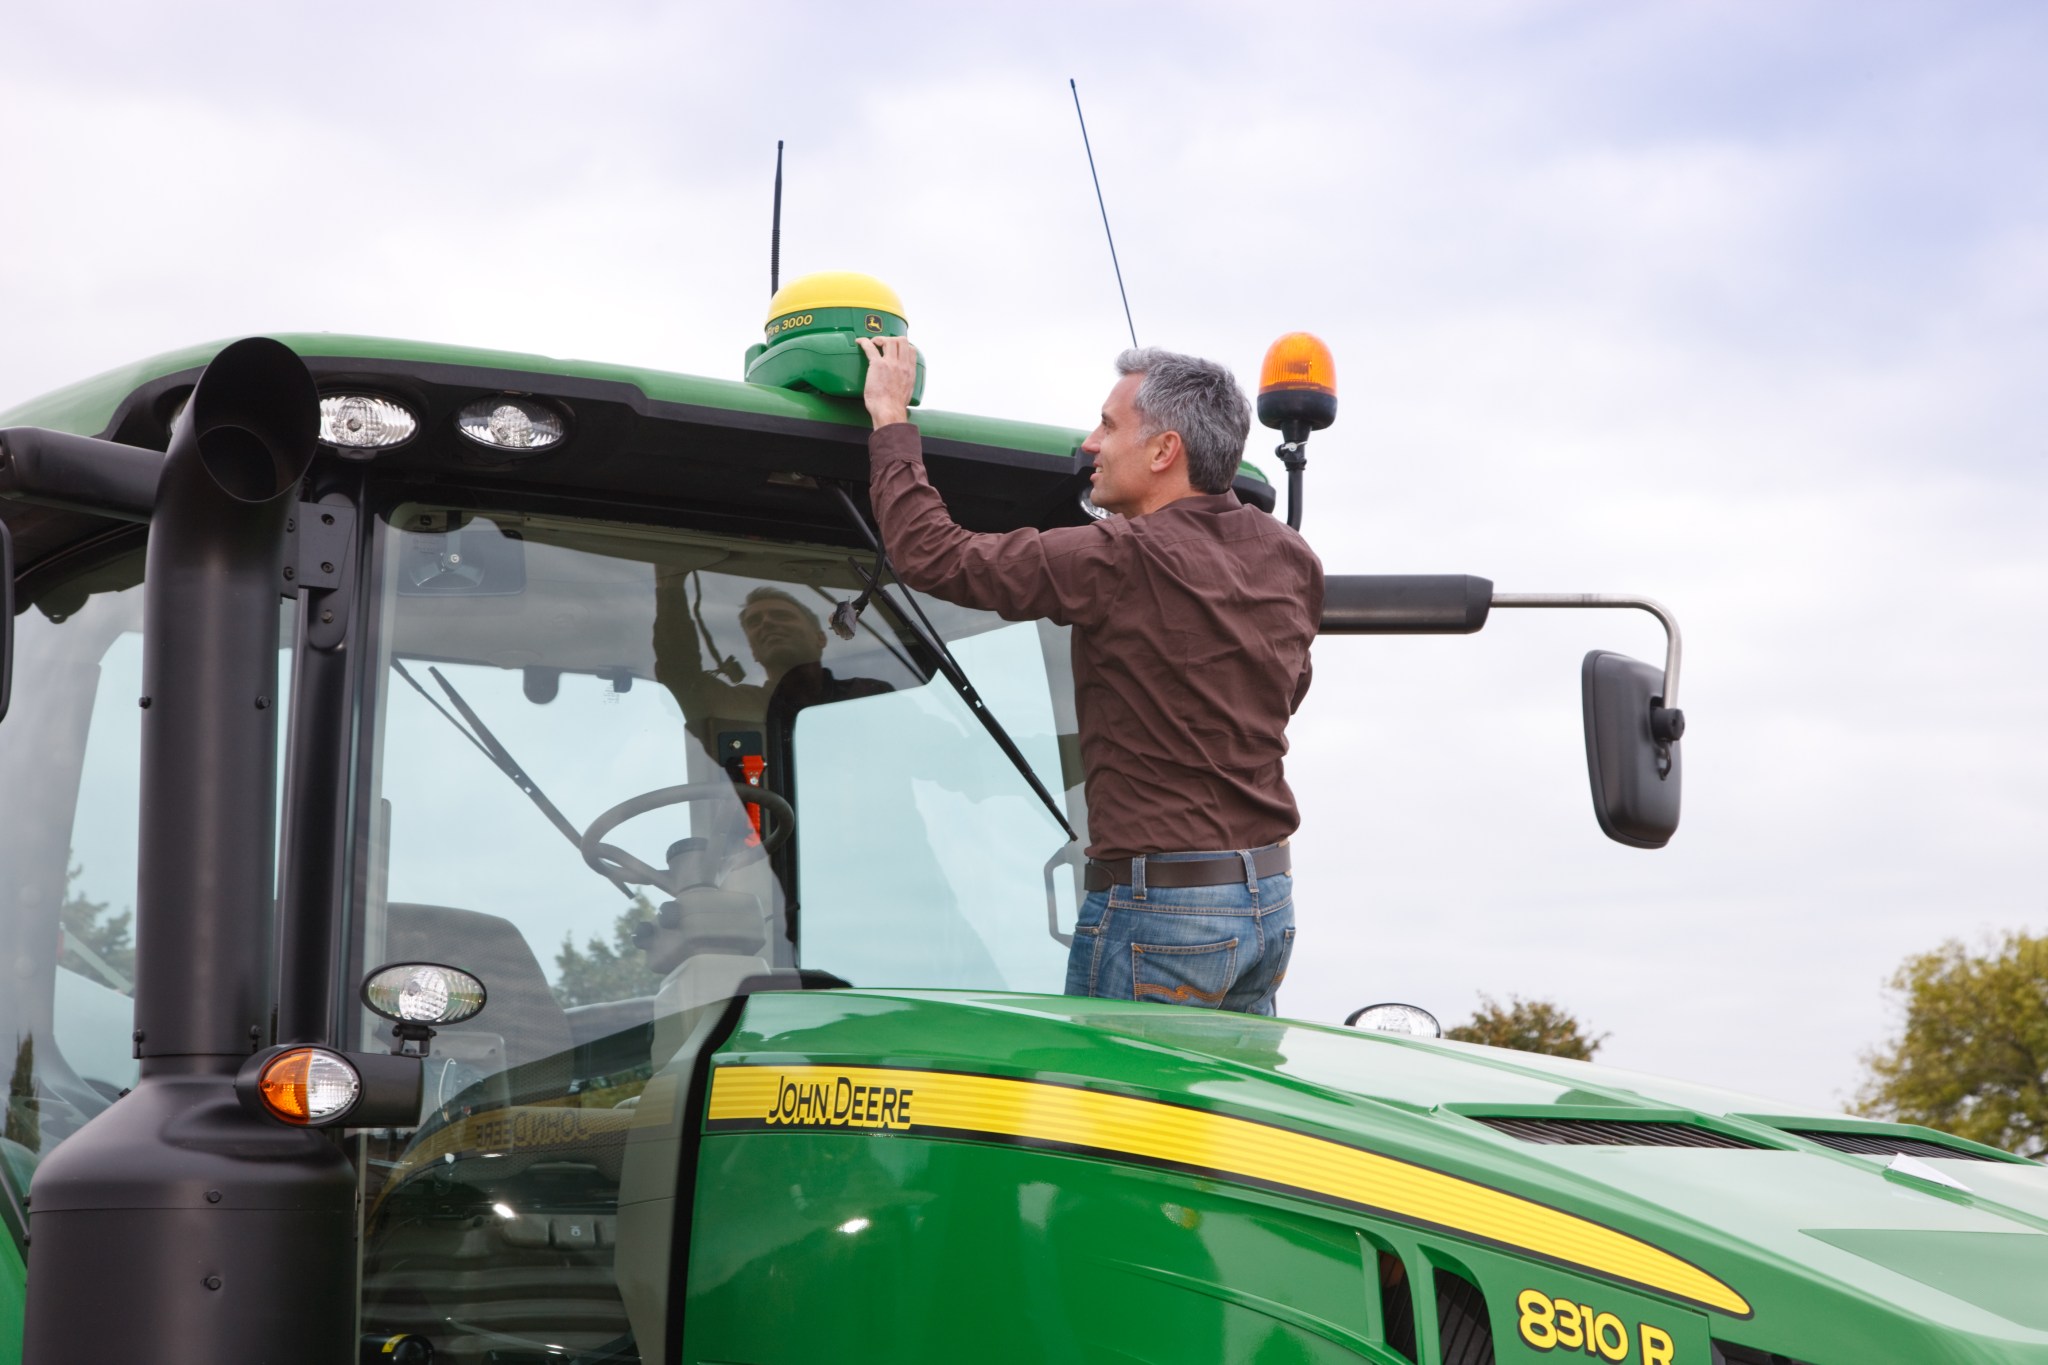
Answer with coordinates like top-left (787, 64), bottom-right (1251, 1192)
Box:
top-left (763, 271), bottom-right (907, 327)
top-left (744, 270), bottom-right (925, 405)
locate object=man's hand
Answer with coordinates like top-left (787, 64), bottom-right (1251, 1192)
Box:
top-left (858, 335), bottom-right (917, 430)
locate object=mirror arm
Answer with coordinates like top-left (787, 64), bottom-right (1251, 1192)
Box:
top-left (0, 427), bottom-right (165, 521)
top-left (1487, 594), bottom-right (1682, 711)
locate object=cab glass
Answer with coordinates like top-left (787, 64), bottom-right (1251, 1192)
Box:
top-left (350, 504), bottom-right (1084, 1363)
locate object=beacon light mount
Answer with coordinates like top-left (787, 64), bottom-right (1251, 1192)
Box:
top-left (1255, 332), bottom-right (1337, 533)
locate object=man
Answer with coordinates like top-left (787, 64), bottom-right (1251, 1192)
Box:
top-left (858, 335), bottom-right (1324, 1015)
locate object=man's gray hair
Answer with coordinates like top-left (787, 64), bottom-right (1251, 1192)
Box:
top-left (1115, 347), bottom-right (1251, 495)
top-left (741, 584), bottom-right (821, 631)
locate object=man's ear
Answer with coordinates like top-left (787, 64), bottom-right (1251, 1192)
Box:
top-left (1148, 430), bottom-right (1185, 476)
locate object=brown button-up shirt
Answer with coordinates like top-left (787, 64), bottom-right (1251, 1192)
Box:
top-left (869, 423), bottom-right (1324, 860)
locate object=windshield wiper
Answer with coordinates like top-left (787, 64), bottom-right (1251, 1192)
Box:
top-left (390, 659), bottom-right (633, 898)
top-left (827, 484), bottom-right (1078, 844)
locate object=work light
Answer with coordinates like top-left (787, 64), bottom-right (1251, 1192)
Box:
top-left (457, 395), bottom-right (566, 453)
top-left (319, 393), bottom-right (418, 451)
top-left (1345, 1002), bottom-right (1442, 1037)
top-left (363, 961), bottom-right (487, 1026)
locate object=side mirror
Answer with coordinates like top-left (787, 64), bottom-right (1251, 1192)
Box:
top-left (1582, 651), bottom-right (1683, 848)
top-left (0, 517), bottom-right (12, 724)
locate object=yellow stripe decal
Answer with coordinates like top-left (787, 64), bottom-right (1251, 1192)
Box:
top-left (707, 1064), bottom-right (1749, 1318)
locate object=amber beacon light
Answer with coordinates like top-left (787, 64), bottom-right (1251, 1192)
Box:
top-left (1256, 332), bottom-right (1338, 531)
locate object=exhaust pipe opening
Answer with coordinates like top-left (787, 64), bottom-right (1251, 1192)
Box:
top-left (185, 336), bottom-right (317, 503)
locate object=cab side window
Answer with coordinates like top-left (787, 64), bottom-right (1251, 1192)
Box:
top-left (0, 547), bottom-right (293, 1224)
top-left (0, 550), bottom-right (148, 1207)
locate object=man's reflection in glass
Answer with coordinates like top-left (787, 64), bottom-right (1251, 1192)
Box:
top-left (655, 579), bottom-right (892, 741)
top-left (650, 574), bottom-right (1001, 987)
top-left (740, 586), bottom-right (897, 725)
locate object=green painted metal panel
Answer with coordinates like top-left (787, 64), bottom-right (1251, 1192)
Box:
top-left (1805, 1229), bottom-right (2048, 1331)
top-left (0, 1233), bottom-right (20, 1365)
top-left (686, 1130), bottom-right (1400, 1364)
top-left (680, 989), bottom-right (2048, 1363)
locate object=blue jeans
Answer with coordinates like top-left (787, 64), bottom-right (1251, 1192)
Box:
top-left (1063, 849), bottom-right (1296, 1016)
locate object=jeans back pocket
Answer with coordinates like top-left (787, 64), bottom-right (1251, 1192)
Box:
top-left (1131, 936), bottom-right (1239, 1008)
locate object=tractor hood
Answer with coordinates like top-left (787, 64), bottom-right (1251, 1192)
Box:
top-left (713, 989), bottom-right (2048, 1360)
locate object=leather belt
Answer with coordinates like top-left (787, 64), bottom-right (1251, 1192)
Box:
top-left (1083, 845), bottom-right (1291, 892)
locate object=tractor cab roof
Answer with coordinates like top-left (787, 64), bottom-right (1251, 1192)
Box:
top-left (0, 333), bottom-right (1274, 582)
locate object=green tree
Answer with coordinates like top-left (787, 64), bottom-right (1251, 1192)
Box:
top-left (5, 1036), bottom-right (36, 1153)
top-left (1854, 931), bottom-right (2048, 1159)
top-left (61, 856), bottom-right (135, 987)
top-left (553, 896), bottom-right (665, 1007)
top-left (1446, 994), bottom-right (1607, 1060)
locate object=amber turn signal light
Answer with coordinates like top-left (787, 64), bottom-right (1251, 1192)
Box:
top-left (257, 1047), bottom-right (361, 1125)
top-left (1256, 333), bottom-right (1338, 444)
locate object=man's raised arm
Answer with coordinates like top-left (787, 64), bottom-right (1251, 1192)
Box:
top-left (857, 336), bottom-right (1120, 628)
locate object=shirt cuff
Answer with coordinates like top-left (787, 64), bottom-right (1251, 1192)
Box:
top-left (868, 422), bottom-right (923, 465)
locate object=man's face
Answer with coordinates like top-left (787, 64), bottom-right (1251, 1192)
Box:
top-left (739, 595), bottom-right (825, 674)
top-left (1080, 372), bottom-right (1163, 517)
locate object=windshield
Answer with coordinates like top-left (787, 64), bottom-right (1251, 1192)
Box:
top-left (358, 505), bottom-right (1082, 1009)
top-left (350, 504), bottom-right (1084, 1362)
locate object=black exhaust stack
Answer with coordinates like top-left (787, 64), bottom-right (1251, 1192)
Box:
top-left (23, 339), bottom-right (355, 1365)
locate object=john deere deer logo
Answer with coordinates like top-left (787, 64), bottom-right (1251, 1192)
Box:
top-left (865, 315), bottom-right (883, 333)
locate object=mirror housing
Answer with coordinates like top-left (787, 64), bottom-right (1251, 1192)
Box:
top-left (1319, 575), bottom-right (1492, 634)
top-left (1582, 650), bottom-right (1682, 848)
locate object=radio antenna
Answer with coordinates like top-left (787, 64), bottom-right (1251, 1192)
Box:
top-left (1069, 79), bottom-right (1137, 349)
top-left (770, 139), bottom-right (784, 297)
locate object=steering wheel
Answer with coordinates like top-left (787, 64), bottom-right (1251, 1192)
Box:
top-left (579, 781), bottom-right (795, 889)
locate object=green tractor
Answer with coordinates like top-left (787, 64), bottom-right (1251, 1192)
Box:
top-left (0, 278), bottom-right (2041, 1365)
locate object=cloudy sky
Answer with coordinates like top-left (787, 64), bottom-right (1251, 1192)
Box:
top-left (6, 1), bottom-right (2045, 1111)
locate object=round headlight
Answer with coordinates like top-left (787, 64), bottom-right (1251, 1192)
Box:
top-left (456, 396), bottom-right (565, 453)
top-left (363, 962), bottom-right (488, 1026)
top-left (259, 1047), bottom-right (361, 1125)
top-left (1344, 1002), bottom-right (1442, 1037)
top-left (320, 394), bottom-right (419, 452)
